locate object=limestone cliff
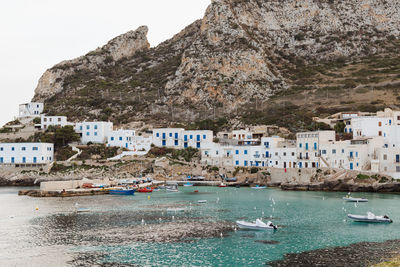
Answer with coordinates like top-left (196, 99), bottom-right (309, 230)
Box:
top-left (33, 0), bottom-right (400, 131)
top-left (34, 26), bottom-right (150, 100)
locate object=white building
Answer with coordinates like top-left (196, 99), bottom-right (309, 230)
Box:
top-left (75, 122), bottom-right (113, 144)
top-left (296, 131), bottom-right (336, 169)
top-left (41, 115), bottom-right (69, 130)
top-left (152, 128), bottom-right (213, 149)
top-left (19, 102), bottom-right (44, 118)
top-left (373, 147), bottom-right (400, 179)
top-left (0, 143), bottom-right (54, 165)
top-left (107, 129), bottom-right (136, 150)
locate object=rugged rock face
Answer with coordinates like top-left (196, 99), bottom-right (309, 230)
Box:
top-left (33, 0), bottom-right (400, 129)
top-left (34, 26), bottom-right (150, 100)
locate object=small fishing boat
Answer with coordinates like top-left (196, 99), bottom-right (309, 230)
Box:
top-left (77, 208), bottom-right (91, 213)
top-left (347, 212), bottom-right (392, 223)
top-left (225, 177), bottom-right (237, 182)
top-left (343, 194), bottom-right (368, 202)
top-left (167, 208), bottom-right (185, 212)
top-left (166, 184), bottom-right (179, 192)
top-left (251, 185), bottom-right (267, 189)
top-left (109, 189), bottom-right (136, 195)
top-left (236, 219), bottom-right (277, 230)
top-left (138, 187), bottom-right (153, 193)
top-left (198, 200), bottom-right (207, 203)
top-left (184, 182), bottom-right (194, 187)
top-left (218, 183), bottom-right (227, 187)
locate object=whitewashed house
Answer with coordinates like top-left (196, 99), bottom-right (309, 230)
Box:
top-left (152, 128), bottom-right (213, 149)
top-left (18, 102), bottom-right (44, 118)
top-left (41, 115), bottom-right (69, 130)
top-left (372, 147), bottom-right (400, 179)
top-left (0, 143), bottom-right (54, 166)
top-left (107, 129), bottom-right (136, 150)
top-left (75, 122), bottom-right (113, 144)
top-left (296, 131), bottom-right (336, 169)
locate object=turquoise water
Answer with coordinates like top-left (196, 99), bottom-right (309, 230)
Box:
top-left (1, 186), bottom-right (400, 266)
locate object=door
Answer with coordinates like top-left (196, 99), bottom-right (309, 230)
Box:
top-left (350, 163), bottom-right (353, 170)
top-left (396, 155), bottom-right (400, 163)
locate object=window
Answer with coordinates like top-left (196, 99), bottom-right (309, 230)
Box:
top-left (169, 133), bottom-right (172, 137)
top-left (184, 142), bottom-right (188, 148)
top-left (322, 150), bottom-right (326, 155)
top-left (244, 161), bottom-right (248, 166)
top-left (0, 157), bottom-right (3, 163)
top-left (11, 157), bottom-right (14, 163)
top-left (235, 150), bottom-right (239, 155)
top-left (22, 157), bottom-right (26, 163)
top-left (12, 147), bottom-right (15, 151)
top-left (314, 143), bottom-right (317, 150)
top-left (299, 143), bottom-right (302, 148)
top-left (332, 149), bottom-right (336, 154)
top-left (283, 152), bottom-right (286, 156)
top-left (379, 121), bottom-right (382, 127)
top-left (397, 166), bottom-right (400, 173)
top-left (111, 137), bottom-right (114, 141)
top-left (94, 125), bottom-right (98, 130)
top-left (156, 133), bottom-right (159, 137)
top-left (342, 149), bottom-right (345, 153)
top-left (292, 152), bottom-right (295, 156)
top-left (94, 132), bottom-right (98, 136)
top-left (22, 147), bottom-right (26, 151)
top-left (175, 140), bottom-right (178, 146)
top-left (119, 137), bottom-right (123, 141)
top-left (86, 132), bottom-right (90, 136)
top-left (58, 118), bottom-right (61, 122)
top-left (190, 135), bottom-right (193, 139)
top-left (305, 143), bottom-right (309, 150)
top-left (0, 147), bottom-right (2, 151)
top-left (86, 125), bottom-right (90, 130)
top-left (379, 131), bottom-right (382, 136)
top-left (196, 142), bottom-right (200, 148)
top-left (175, 133), bottom-right (179, 139)
top-left (80, 126), bottom-right (83, 130)
top-left (162, 140), bottom-right (166, 146)
top-left (184, 135), bottom-right (188, 141)
top-left (44, 118), bottom-right (47, 122)
top-left (244, 150), bottom-right (248, 155)
top-left (235, 160), bottom-right (239, 166)
top-left (32, 147), bottom-right (38, 151)
top-left (203, 135), bottom-right (206, 140)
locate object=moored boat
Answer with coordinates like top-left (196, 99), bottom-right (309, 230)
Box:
top-left (218, 183), bottom-right (227, 187)
top-left (198, 200), bottom-right (207, 203)
top-left (109, 189), bottom-right (136, 195)
top-left (236, 219), bottom-right (277, 230)
top-left (251, 185), bottom-right (267, 189)
top-left (138, 187), bottom-right (153, 193)
top-left (166, 184), bottom-right (179, 192)
top-left (343, 194), bottom-right (368, 202)
top-left (347, 212), bottom-right (392, 223)
top-left (77, 208), bottom-right (91, 213)
top-left (184, 182), bottom-right (194, 187)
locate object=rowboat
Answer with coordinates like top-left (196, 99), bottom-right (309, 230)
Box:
top-left (109, 189), bottom-right (136, 195)
top-left (236, 219), bottom-right (277, 230)
top-left (347, 212), bottom-right (392, 223)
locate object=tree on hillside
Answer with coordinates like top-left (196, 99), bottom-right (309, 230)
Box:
top-left (54, 126), bottom-right (80, 147)
top-left (334, 121), bottom-right (346, 133)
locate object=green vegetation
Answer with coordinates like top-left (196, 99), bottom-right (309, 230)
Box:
top-left (27, 126), bottom-right (80, 148)
top-left (356, 174), bottom-right (370, 180)
top-left (250, 167), bottom-right (259, 174)
top-left (148, 147), bottom-right (199, 162)
top-left (77, 145), bottom-right (119, 160)
top-left (55, 146), bottom-right (78, 161)
top-left (33, 117), bottom-right (41, 124)
top-left (334, 121), bottom-right (346, 133)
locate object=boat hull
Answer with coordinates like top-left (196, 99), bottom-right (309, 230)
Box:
top-left (347, 214), bottom-right (392, 223)
top-left (236, 221), bottom-right (276, 230)
top-left (109, 189), bottom-right (135, 195)
top-left (343, 197), bottom-right (368, 202)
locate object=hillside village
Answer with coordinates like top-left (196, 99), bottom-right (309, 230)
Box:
top-left (1, 101), bottom-right (400, 189)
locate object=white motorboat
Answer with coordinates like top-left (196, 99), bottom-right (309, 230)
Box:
top-left (198, 200), bottom-right (207, 203)
top-left (347, 212), bottom-right (393, 223)
top-left (343, 195), bottom-right (368, 202)
top-left (77, 208), bottom-right (91, 213)
top-left (251, 185), bottom-right (267, 189)
top-left (236, 219), bottom-right (277, 230)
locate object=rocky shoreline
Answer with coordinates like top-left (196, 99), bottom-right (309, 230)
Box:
top-left (279, 180), bottom-right (400, 193)
top-left (268, 239), bottom-right (400, 267)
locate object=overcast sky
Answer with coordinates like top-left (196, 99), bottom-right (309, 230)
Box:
top-left (0, 0), bottom-right (211, 126)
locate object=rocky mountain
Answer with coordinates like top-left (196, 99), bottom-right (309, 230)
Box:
top-left (33, 0), bottom-right (400, 132)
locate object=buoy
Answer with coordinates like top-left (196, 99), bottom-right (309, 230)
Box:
top-left (148, 196), bottom-right (151, 200)
top-left (35, 207), bottom-right (39, 211)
